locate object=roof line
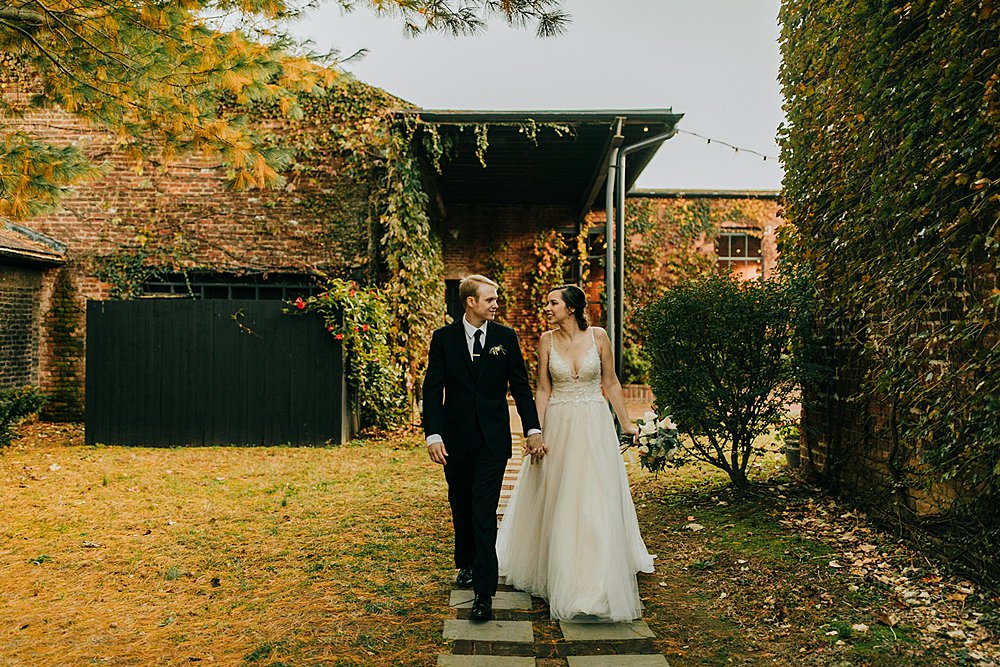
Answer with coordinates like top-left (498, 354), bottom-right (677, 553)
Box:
top-left (0, 247), bottom-right (65, 266)
top-left (5, 222), bottom-right (67, 253)
top-left (629, 188), bottom-right (781, 200)
top-left (393, 108), bottom-right (681, 124)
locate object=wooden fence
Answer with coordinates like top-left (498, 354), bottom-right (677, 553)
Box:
top-left (85, 299), bottom-right (348, 446)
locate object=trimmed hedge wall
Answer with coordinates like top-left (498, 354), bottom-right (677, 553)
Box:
top-left (778, 1), bottom-right (1000, 584)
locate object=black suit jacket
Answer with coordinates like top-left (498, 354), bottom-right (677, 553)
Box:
top-left (423, 320), bottom-right (541, 460)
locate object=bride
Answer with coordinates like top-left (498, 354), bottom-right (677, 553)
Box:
top-left (496, 284), bottom-right (655, 622)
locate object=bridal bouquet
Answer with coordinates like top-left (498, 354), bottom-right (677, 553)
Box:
top-left (623, 411), bottom-right (680, 473)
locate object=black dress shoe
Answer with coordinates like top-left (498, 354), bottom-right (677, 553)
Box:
top-left (470, 594), bottom-right (492, 622)
top-left (455, 567), bottom-right (473, 589)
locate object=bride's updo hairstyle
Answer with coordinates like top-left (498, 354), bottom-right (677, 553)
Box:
top-left (554, 284), bottom-right (589, 330)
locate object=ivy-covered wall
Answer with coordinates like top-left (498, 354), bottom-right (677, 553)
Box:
top-left (439, 203), bottom-right (576, 354)
top-left (438, 195), bottom-right (783, 384)
top-left (779, 1), bottom-right (1000, 581)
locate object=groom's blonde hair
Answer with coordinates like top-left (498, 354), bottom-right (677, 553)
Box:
top-left (459, 274), bottom-right (499, 304)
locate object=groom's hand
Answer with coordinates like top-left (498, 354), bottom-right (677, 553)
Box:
top-left (428, 441), bottom-right (448, 465)
top-left (525, 433), bottom-right (546, 463)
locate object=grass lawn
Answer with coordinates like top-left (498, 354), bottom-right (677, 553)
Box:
top-left (1, 423), bottom-right (997, 666)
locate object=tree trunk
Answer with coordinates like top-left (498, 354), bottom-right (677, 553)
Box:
top-left (728, 465), bottom-right (750, 490)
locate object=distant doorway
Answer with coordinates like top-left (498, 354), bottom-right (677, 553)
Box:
top-left (445, 279), bottom-right (463, 324)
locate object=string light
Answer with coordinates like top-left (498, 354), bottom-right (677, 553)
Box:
top-left (678, 130), bottom-right (778, 162)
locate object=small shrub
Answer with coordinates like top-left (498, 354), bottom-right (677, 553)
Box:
top-left (0, 386), bottom-right (46, 447)
top-left (640, 275), bottom-right (806, 489)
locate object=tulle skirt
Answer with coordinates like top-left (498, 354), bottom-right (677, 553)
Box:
top-left (496, 399), bottom-right (655, 622)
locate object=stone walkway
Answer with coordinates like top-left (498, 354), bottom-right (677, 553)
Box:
top-left (439, 436), bottom-right (671, 666)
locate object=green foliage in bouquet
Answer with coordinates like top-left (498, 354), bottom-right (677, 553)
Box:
top-left (640, 274), bottom-right (808, 489)
top-left (0, 386), bottom-right (46, 447)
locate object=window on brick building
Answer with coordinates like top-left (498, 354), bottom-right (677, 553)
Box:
top-left (587, 230), bottom-right (606, 270)
top-left (141, 272), bottom-right (319, 301)
top-left (560, 231), bottom-right (579, 283)
top-left (715, 232), bottom-right (762, 278)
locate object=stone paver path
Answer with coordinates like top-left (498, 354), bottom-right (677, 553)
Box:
top-left (438, 436), bottom-right (672, 665)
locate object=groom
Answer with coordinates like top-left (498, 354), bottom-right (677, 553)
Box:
top-left (423, 274), bottom-right (544, 622)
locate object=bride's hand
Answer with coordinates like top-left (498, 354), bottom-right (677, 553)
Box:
top-left (618, 429), bottom-right (638, 452)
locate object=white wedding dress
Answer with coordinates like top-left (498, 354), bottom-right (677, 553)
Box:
top-left (496, 329), bottom-right (655, 622)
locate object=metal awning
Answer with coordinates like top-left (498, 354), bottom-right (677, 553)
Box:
top-left (395, 109), bottom-right (683, 216)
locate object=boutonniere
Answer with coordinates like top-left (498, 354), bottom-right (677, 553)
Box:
top-left (488, 345), bottom-right (506, 356)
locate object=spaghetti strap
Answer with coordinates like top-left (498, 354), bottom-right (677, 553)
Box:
top-left (548, 330), bottom-right (554, 352)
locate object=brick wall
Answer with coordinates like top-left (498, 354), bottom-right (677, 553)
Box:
top-left (2, 96), bottom-right (372, 419)
top-left (0, 263), bottom-right (45, 390)
top-left (801, 264), bottom-right (1000, 519)
top-left (9, 111), bottom-right (370, 274)
top-left (585, 195), bottom-right (785, 282)
top-left (441, 204), bottom-right (578, 365)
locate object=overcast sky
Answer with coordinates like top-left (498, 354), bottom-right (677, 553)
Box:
top-left (288, 1), bottom-right (785, 191)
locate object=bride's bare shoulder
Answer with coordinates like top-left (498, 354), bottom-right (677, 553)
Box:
top-left (538, 329), bottom-right (556, 344)
top-left (590, 326), bottom-right (609, 340)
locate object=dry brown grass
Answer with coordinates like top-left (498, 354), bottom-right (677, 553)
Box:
top-left (4, 423), bottom-right (995, 667)
top-left (0, 423), bottom-right (452, 666)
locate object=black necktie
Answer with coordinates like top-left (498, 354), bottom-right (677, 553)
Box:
top-left (472, 329), bottom-right (483, 365)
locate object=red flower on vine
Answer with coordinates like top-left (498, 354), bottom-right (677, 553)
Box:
top-left (294, 297), bottom-right (305, 310)
top-left (334, 333), bottom-right (344, 340)
top-left (327, 325), bottom-right (334, 332)
top-left (362, 324), bottom-right (369, 332)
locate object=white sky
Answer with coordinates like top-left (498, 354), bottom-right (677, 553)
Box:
top-left (288, 0), bottom-right (785, 191)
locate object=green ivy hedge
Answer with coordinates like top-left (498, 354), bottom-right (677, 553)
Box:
top-left (779, 0), bottom-right (1000, 582)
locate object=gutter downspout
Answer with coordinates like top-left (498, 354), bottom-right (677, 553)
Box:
top-left (604, 119), bottom-right (625, 356)
top-left (613, 129), bottom-right (678, 381)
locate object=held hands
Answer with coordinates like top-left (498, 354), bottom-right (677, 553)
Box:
top-left (525, 432), bottom-right (547, 464)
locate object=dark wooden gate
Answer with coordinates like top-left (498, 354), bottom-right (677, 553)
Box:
top-left (85, 299), bottom-right (347, 446)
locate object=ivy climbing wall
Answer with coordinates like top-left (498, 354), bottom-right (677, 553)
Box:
top-left (779, 0), bottom-right (1000, 580)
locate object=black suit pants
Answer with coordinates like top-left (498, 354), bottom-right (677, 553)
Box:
top-left (443, 433), bottom-right (507, 598)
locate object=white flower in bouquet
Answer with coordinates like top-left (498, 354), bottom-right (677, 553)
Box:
top-left (639, 418), bottom-right (658, 438)
top-left (625, 409), bottom-right (681, 474)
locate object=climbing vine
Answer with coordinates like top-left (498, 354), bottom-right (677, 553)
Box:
top-left (623, 197), bottom-right (772, 383)
top-left (289, 276), bottom-right (407, 431)
top-left (779, 0), bottom-right (1000, 581)
top-left (484, 241), bottom-right (513, 317)
top-left (92, 226), bottom-right (193, 298)
top-left (280, 80), bottom-right (447, 419)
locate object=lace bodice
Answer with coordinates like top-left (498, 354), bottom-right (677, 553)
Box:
top-left (547, 329), bottom-right (605, 405)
